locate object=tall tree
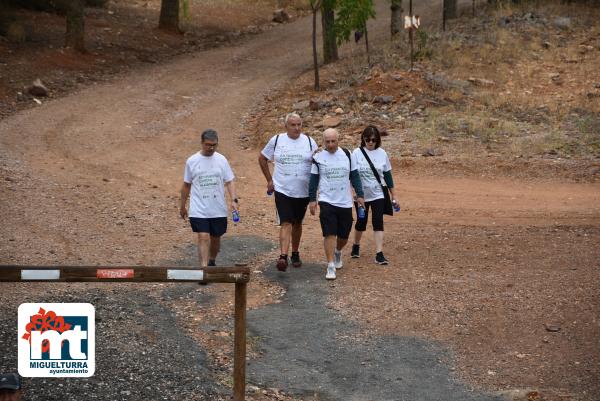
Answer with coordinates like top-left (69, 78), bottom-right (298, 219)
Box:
top-left (159, 0), bottom-right (180, 32)
top-left (335, 0), bottom-right (375, 65)
top-left (310, 0), bottom-right (323, 90)
top-left (321, 0), bottom-right (338, 64)
top-left (65, 0), bottom-right (85, 52)
top-left (390, 0), bottom-right (403, 37)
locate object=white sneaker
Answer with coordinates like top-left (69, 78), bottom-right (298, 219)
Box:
top-left (326, 263), bottom-right (336, 280)
top-left (334, 249), bottom-right (343, 269)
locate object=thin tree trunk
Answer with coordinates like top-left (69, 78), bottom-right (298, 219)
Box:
top-left (159, 0), bottom-right (180, 32)
top-left (390, 0), bottom-right (403, 37)
top-left (444, 0), bottom-right (457, 19)
top-left (364, 23), bottom-right (370, 66)
top-left (312, 9), bottom-right (320, 90)
top-left (65, 0), bottom-right (85, 52)
top-left (321, 1), bottom-right (338, 64)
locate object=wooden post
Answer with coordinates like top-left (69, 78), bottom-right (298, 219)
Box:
top-left (0, 265), bottom-right (249, 400)
top-left (233, 282), bottom-right (247, 401)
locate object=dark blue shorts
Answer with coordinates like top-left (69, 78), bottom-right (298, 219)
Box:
top-left (189, 217), bottom-right (227, 237)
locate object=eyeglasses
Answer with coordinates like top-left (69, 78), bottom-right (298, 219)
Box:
top-left (364, 138), bottom-right (377, 143)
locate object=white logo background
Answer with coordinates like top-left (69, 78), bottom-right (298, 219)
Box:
top-left (18, 303), bottom-right (95, 377)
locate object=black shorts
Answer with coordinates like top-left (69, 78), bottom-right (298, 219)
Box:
top-left (274, 191), bottom-right (310, 224)
top-left (355, 198), bottom-right (385, 232)
top-left (318, 202), bottom-right (353, 239)
top-left (189, 217), bottom-right (227, 237)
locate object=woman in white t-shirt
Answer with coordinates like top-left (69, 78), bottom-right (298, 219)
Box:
top-left (350, 126), bottom-right (397, 265)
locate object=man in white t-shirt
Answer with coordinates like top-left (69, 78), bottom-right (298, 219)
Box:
top-left (180, 129), bottom-right (238, 269)
top-left (258, 113), bottom-right (318, 272)
top-left (309, 128), bottom-right (365, 280)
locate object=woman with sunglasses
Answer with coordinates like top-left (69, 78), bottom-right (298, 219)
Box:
top-left (351, 125), bottom-right (397, 265)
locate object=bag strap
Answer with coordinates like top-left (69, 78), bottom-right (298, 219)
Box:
top-left (342, 147), bottom-right (352, 178)
top-left (305, 133), bottom-right (313, 151)
top-left (359, 147), bottom-right (383, 186)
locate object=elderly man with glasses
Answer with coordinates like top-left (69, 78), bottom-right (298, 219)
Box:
top-left (180, 129), bottom-right (238, 268)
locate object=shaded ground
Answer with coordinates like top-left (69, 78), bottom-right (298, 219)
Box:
top-left (248, 265), bottom-right (503, 401)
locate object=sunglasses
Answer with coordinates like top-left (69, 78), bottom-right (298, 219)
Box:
top-left (364, 138), bottom-right (377, 143)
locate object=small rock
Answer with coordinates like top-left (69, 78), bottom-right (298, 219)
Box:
top-left (292, 100), bottom-right (310, 110)
top-left (552, 17), bottom-right (571, 30)
top-left (373, 95), bottom-right (394, 104)
top-left (468, 77), bottom-right (495, 87)
top-left (322, 115), bottom-right (342, 128)
top-left (422, 148), bottom-right (443, 157)
top-left (334, 107), bottom-right (344, 114)
top-left (544, 323), bottom-right (561, 332)
top-left (541, 41), bottom-right (551, 49)
top-left (29, 79), bottom-right (49, 97)
top-left (309, 99), bottom-right (323, 111)
top-left (272, 9), bottom-right (290, 23)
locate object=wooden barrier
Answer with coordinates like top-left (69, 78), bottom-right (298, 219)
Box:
top-left (0, 265), bottom-right (250, 401)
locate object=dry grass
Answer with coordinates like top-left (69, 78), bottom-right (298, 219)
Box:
top-left (389, 0), bottom-right (600, 158)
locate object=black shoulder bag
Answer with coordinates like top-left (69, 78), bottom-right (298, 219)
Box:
top-left (359, 147), bottom-right (393, 216)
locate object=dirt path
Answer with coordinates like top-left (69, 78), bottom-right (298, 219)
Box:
top-left (1, 1), bottom-right (599, 400)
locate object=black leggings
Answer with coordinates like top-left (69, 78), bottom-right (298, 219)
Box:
top-left (354, 198), bottom-right (384, 232)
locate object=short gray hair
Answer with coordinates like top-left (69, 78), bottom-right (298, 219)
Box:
top-left (201, 129), bottom-right (218, 142)
top-left (284, 112), bottom-right (301, 126)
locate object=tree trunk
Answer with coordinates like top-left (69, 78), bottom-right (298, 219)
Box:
top-left (444, 0), bottom-right (457, 20)
top-left (390, 0), bottom-right (403, 37)
top-left (65, 0), bottom-right (85, 52)
top-left (321, 0), bottom-right (338, 64)
top-left (364, 23), bottom-right (370, 66)
top-left (159, 0), bottom-right (180, 33)
top-left (312, 8), bottom-right (320, 90)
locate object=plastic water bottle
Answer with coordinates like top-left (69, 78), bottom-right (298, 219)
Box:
top-left (232, 210), bottom-right (240, 224)
top-left (357, 205), bottom-right (366, 219)
top-left (393, 200), bottom-right (401, 212)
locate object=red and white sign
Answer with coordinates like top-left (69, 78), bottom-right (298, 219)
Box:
top-left (96, 269), bottom-right (134, 279)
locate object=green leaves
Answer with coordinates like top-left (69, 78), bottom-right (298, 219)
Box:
top-left (334, 0), bottom-right (376, 45)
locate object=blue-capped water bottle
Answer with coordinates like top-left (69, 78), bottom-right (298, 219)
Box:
top-left (357, 205), bottom-right (366, 219)
top-left (232, 210), bottom-right (240, 224)
top-left (393, 200), bottom-right (401, 212)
